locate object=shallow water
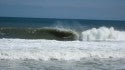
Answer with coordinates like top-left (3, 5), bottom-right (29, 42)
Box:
top-left (0, 58), bottom-right (125, 70)
top-left (0, 39), bottom-right (125, 60)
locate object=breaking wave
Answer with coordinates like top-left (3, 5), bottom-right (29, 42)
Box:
top-left (0, 27), bottom-right (125, 60)
top-left (81, 27), bottom-right (125, 41)
top-left (0, 27), bottom-right (78, 41)
top-left (0, 27), bottom-right (125, 41)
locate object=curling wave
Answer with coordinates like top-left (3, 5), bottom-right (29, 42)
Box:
top-left (0, 27), bottom-right (125, 41)
top-left (0, 27), bottom-right (78, 41)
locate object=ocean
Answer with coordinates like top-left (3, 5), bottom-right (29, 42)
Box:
top-left (0, 17), bottom-right (125, 70)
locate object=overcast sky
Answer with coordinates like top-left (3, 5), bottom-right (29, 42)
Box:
top-left (0, 0), bottom-right (125, 20)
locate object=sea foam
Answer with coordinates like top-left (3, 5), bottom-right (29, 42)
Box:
top-left (0, 39), bottom-right (125, 60)
top-left (81, 27), bottom-right (125, 41)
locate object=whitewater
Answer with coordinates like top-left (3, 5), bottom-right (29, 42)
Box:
top-left (0, 27), bottom-right (125, 60)
top-left (0, 39), bottom-right (125, 60)
top-left (0, 27), bottom-right (125, 70)
top-left (81, 27), bottom-right (125, 41)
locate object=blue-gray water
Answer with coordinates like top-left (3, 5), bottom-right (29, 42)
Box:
top-left (0, 17), bottom-right (125, 70)
top-left (0, 58), bottom-right (125, 70)
top-left (0, 17), bottom-right (125, 30)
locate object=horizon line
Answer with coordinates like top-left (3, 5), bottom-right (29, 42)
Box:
top-left (0, 16), bottom-right (125, 21)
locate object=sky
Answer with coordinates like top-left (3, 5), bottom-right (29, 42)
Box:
top-left (0, 0), bottom-right (125, 20)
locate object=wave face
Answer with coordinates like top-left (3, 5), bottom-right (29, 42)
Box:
top-left (0, 39), bottom-right (125, 60)
top-left (81, 27), bottom-right (125, 41)
top-left (1, 17), bottom-right (125, 41)
top-left (0, 28), bottom-right (78, 41)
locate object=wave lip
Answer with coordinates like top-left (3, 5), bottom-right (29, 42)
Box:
top-left (81, 27), bottom-right (125, 41)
